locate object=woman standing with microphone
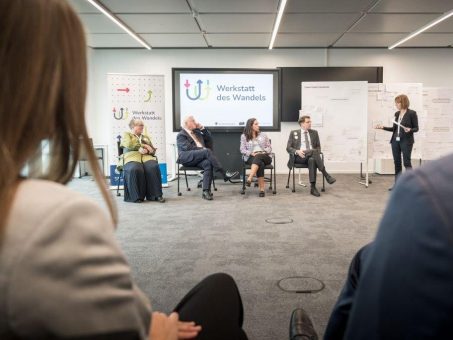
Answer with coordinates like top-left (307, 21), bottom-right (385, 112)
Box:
top-left (376, 94), bottom-right (419, 190)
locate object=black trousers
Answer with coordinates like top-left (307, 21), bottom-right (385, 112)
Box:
top-left (123, 160), bottom-right (163, 202)
top-left (391, 139), bottom-right (413, 177)
top-left (174, 273), bottom-right (248, 340)
top-left (182, 149), bottom-right (224, 191)
top-left (324, 243), bottom-right (372, 340)
top-left (294, 151), bottom-right (325, 184)
top-left (246, 153), bottom-right (272, 178)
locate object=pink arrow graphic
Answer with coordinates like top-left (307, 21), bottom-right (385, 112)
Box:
top-left (184, 80), bottom-right (190, 88)
top-left (117, 88), bottom-right (130, 93)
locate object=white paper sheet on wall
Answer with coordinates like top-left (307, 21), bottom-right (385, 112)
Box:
top-left (301, 81), bottom-right (368, 163)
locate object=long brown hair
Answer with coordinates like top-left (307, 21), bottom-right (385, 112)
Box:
top-left (0, 0), bottom-right (117, 229)
top-left (243, 118), bottom-right (259, 141)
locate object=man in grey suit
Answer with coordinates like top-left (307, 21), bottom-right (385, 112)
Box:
top-left (287, 115), bottom-right (335, 197)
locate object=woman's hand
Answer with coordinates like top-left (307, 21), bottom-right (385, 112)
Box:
top-left (139, 147), bottom-right (148, 155)
top-left (375, 124), bottom-right (383, 129)
top-left (149, 312), bottom-right (179, 340)
top-left (251, 152), bottom-right (257, 157)
top-left (177, 321), bottom-right (202, 339)
top-left (144, 144), bottom-right (156, 154)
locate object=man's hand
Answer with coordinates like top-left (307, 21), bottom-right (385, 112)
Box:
top-left (403, 127), bottom-right (411, 133)
top-left (195, 122), bottom-right (204, 130)
top-left (149, 312), bottom-right (179, 340)
top-left (375, 124), bottom-right (383, 129)
top-left (296, 150), bottom-right (305, 158)
top-left (177, 321), bottom-right (202, 339)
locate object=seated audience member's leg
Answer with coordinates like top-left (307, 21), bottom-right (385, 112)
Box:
top-left (123, 162), bottom-right (146, 202)
top-left (324, 243), bottom-right (373, 340)
top-left (253, 154), bottom-right (272, 178)
top-left (143, 160), bottom-right (163, 200)
top-left (174, 273), bottom-right (248, 340)
top-left (310, 152), bottom-right (335, 184)
top-left (198, 159), bottom-right (213, 192)
top-left (307, 157), bottom-right (317, 184)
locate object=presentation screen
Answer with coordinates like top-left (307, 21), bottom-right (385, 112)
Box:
top-left (172, 68), bottom-right (280, 132)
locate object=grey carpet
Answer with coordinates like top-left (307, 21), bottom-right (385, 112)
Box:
top-left (69, 173), bottom-right (393, 340)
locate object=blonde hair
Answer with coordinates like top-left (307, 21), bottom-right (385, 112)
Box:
top-left (0, 0), bottom-right (117, 229)
top-left (395, 94), bottom-right (410, 110)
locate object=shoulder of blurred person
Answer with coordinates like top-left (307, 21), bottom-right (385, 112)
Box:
top-left (344, 153), bottom-right (453, 339)
top-left (0, 179), bottom-right (151, 338)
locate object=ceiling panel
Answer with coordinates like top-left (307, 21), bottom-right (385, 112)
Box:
top-left (101, 0), bottom-right (191, 13)
top-left (87, 34), bottom-right (144, 48)
top-left (371, 0), bottom-right (453, 13)
top-left (192, 0), bottom-right (278, 13)
top-left (280, 13), bottom-right (361, 33)
top-left (427, 17), bottom-right (453, 33)
top-left (334, 33), bottom-right (406, 47)
top-left (68, 0), bottom-right (99, 13)
top-left (118, 14), bottom-right (200, 33)
top-left (141, 34), bottom-right (207, 47)
top-left (402, 33), bottom-right (453, 47)
top-left (200, 14), bottom-right (275, 33)
top-left (78, 14), bottom-right (125, 33)
top-left (275, 33), bottom-right (340, 47)
top-left (351, 13), bottom-right (439, 33)
top-left (286, 0), bottom-right (374, 13)
top-left (207, 33), bottom-right (270, 47)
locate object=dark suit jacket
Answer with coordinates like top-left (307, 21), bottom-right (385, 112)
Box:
top-left (286, 129), bottom-right (321, 168)
top-left (176, 128), bottom-right (213, 164)
top-left (383, 109), bottom-right (419, 144)
top-left (343, 153), bottom-right (453, 339)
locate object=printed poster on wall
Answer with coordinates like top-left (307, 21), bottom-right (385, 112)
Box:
top-left (108, 74), bottom-right (167, 186)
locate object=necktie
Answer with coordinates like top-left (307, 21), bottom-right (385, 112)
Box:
top-left (191, 131), bottom-right (203, 147)
top-left (304, 131), bottom-right (311, 150)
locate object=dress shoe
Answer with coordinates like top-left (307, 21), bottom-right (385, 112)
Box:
top-left (310, 186), bottom-right (320, 197)
top-left (289, 308), bottom-right (318, 340)
top-left (325, 174), bottom-right (336, 185)
top-left (156, 196), bottom-right (166, 203)
top-left (202, 190), bottom-right (213, 200)
top-left (134, 199), bottom-right (143, 203)
top-left (388, 186), bottom-right (393, 191)
top-left (259, 191), bottom-right (265, 197)
top-left (224, 170), bottom-right (239, 182)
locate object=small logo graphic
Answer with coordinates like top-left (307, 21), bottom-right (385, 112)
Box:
top-left (184, 79), bottom-right (211, 100)
top-left (144, 89), bottom-right (153, 102)
top-left (113, 107), bottom-right (129, 120)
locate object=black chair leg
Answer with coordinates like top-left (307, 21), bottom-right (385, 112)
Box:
top-left (212, 167), bottom-right (217, 191)
top-left (116, 171), bottom-right (122, 197)
top-left (241, 166), bottom-right (246, 194)
top-left (292, 167), bottom-right (296, 193)
top-left (177, 166), bottom-right (182, 196)
top-left (322, 173), bottom-right (326, 192)
top-left (272, 168), bottom-right (276, 195)
top-left (269, 169), bottom-right (273, 190)
top-left (286, 169), bottom-right (291, 189)
top-left (184, 170), bottom-right (190, 191)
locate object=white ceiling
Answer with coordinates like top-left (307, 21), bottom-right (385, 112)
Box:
top-left (69, 0), bottom-right (453, 49)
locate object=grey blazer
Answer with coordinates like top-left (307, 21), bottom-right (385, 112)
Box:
top-left (0, 180), bottom-right (151, 339)
top-left (286, 129), bottom-right (321, 168)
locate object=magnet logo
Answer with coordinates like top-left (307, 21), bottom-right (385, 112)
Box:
top-left (184, 79), bottom-right (210, 100)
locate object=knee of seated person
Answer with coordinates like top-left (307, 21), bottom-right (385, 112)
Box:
top-left (308, 157), bottom-right (315, 164)
top-left (130, 165), bottom-right (145, 174)
top-left (204, 272), bottom-right (237, 288)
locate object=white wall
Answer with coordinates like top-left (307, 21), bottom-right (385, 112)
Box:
top-left (87, 48), bottom-right (453, 174)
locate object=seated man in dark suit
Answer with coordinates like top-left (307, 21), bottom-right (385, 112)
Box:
top-left (177, 115), bottom-right (238, 200)
top-left (286, 115), bottom-right (335, 197)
